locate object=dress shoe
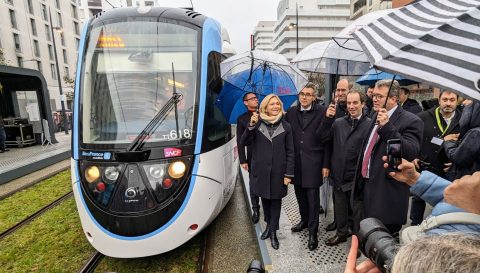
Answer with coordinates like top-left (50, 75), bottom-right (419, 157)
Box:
top-left (325, 235), bottom-right (348, 246)
top-left (325, 221), bottom-right (337, 231)
top-left (3, 148), bottom-right (9, 151)
top-left (308, 233), bottom-right (318, 251)
top-left (252, 209), bottom-right (259, 224)
top-left (0, 150), bottom-right (4, 153)
top-left (291, 221), bottom-right (307, 232)
top-left (260, 225), bottom-right (270, 240)
top-left (319, 206), bottom-right (325, 214)
top-left (270, 231), bottom-right (279, 249)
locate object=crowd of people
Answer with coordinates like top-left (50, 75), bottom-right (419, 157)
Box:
top-left (236, 79), bottom-right (480, 268)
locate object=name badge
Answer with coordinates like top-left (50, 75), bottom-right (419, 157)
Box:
top-left (431, 137), bottom-right (443, 146)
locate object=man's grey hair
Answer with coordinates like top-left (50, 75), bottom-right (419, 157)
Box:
top-left (375, 79), bottom-right (400, 99)
top-left (303, 82), bottom-right (318, 97)
top-left (392, 233), bottom-right (480, 273)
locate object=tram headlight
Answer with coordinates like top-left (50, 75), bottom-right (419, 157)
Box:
top-left (85, 166), bottom-right (100, 183)
top-left (104, 166), bottom-right (120, 183)
top-left (168, 161), bottom-right (186, 179)
top-left (149, 165), bottom-right (165, 179)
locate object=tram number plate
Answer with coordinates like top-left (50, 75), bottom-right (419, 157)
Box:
top-left (162, 129), bottom-right (192, 140)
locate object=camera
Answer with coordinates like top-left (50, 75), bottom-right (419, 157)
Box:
top-left (386, 139), bottom-right (402, 171)
top-left (246, 260), bottom-right (265, 273)
top-left (357, 218), bottom-right (398, 273)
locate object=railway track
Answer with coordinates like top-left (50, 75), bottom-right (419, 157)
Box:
top-left (0, 191), bottom-right (73, 241)
top-left (78, 251), bottom-right (105, 273)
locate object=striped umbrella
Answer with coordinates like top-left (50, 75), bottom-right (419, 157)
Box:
top-left (352, 0), bottom-right (480, 101)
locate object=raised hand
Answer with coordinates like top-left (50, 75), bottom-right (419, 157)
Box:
top-left (326, 103), bottom-right (336, 118)
top-left (250, 112), bottom-right (259, 126)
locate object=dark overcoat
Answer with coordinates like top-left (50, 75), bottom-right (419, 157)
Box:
top-left (402, 98), bottom-right (422, 114)
top-left (236, 111), bottom-right (253, 166)
top-left (320, 114), bottom-right (371, 192)
top-left (285, 104), bottom-right (328, 188)
top-left (352, 106), bottom-right (423, 225)
top-left (240, 118), bottom-right (295, 199)
top-left (417, 107), bottom-right (461, 176)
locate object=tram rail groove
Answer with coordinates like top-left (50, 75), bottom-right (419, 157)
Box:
top-left (197, 228), bottom-right (211, 273)
top-left (0, 191), bottom-right (73, 241)
top-left (78, 251), bottom-right (105, 273)
top-left (0, 165), bottom-right (70, 201)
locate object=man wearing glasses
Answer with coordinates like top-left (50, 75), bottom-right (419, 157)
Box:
top-left (351, 79), bottom-right (423, 236)
top-left (237, 92), bottom-right (261, 223)
top-left (286, 82), bottom-right (329, 251)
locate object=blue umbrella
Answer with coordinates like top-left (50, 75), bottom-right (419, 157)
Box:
top-left (356, 68), bottom-right (418, 86)
top-left (215, 82), bottom-right (297, 124)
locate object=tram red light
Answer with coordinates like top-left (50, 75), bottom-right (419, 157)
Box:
top-left (189, 224), bottom-right (198, 231)
top-left (163, 178), bottom-right (173, 189)
top-left (96, 182), bottom-right (106, 192)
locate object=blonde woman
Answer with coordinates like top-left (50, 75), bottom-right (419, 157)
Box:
top-left (240, 94), bottom-right (295, 250)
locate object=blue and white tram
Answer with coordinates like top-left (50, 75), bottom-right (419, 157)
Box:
top-left (71, 7), bottom-right (238, 258)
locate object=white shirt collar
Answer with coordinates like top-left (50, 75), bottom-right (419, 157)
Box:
top-left (301, 104), bottom-right (312, 111)
top-left (387, 104), bottom-right (398, 117)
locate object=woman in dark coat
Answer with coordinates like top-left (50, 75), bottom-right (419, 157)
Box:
top-left (240, 94), bottom-right (295, 250)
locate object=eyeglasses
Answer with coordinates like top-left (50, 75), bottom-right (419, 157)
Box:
top-left (372, 93), bottom-right (386, 100)
top-left (244, 97), bottom-right (258, 102)
top-left (299, 92), bottom-right (314, 98)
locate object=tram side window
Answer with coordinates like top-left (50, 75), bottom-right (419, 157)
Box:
top-left (201, 51), bottom-right (231, 153)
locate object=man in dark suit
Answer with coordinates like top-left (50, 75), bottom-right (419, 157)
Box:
top-left (236, 92), bottom-right (260, 223)
top-left (399, 87), bottom-right (422, 114)
top-left (286, 82), bottom-right (328, 251)
top-left (352, 79), bottom-right (423, 236)
top-left (320, 90), bottom-right (371, 246)
top-left (409, 90), bottom-right (462, 225)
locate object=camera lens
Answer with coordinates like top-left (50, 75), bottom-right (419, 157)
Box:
top-left (357, 218), bottom-right (397, 273)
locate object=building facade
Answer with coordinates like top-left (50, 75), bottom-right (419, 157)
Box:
top-left (350, 0), bottom-right (393, 20)
top-left (272, 0), bottom-right (351, 60)
top-left (253, 21), bottom-right (275, 51)
top-left (0, 0), bottom-right (81, 111)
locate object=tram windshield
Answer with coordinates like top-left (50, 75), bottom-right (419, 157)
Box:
top-left (80, 20), bottom-right (198, 146)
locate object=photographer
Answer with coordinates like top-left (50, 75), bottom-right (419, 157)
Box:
top-left (383, 157), bottom-right (480, 237)
top-left (344, 233), bottom-right (480, 273)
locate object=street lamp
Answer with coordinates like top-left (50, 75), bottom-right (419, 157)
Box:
top-left (49, 6), bottom-right (68, 135)
top-left (288, 2), bottom-right (299, 54)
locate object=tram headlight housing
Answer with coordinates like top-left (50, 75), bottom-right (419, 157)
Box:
top-left (85, 166), bottom-right (100, 183)
top-left (168, 161), bottom-right (186, 179)
top-left (149, 165), bottom-right (165, 179)
top-left (104, 166), bottom-right (120, 183)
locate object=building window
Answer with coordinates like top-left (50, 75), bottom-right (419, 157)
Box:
top-left (9, 9), bottom-right (17, 29)
top-left (71, 4), bottom-right (78, 19)
top-left (27, 0), bottom-right (34, 14)
top-left (60, 33), bottom-right (65, 46)
top-left (13, 33), bottom-right (21, 52)
top-left (37, 60), bottom-right (43, 73)
top-left (30, 18), bottom-right (37, 36)
top-left (62, 49), bottom-right (67, 64)
top-left (41, 4), bottom-right (48, 21)
top-left (145, 1), bottom-right (154, 6)
top-left (45, 25), bottom-right (51, 41)
top-left (64, 66), bottom-right (70, 78)
top-left (17, 56), bottom-right (23, 67)
top-left (6, 0), bottom-right (13, 5)
top-left (51, 63), bottom-right (57, 80)
top-left (75, 38), bottom-right (80, 50)
top-left (34, 40), bottom-right (40, 57)
top-left (57, 12), bottom-right (63, 28)
top-left (48, 44), bottom-right (54, 60)
top-left (55, 0), bottom-right (60, 9)
top-left (74, 22), bottom-right (80, 35)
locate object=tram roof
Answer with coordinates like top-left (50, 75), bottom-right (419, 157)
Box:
top-left (90, 7), bottom-right (208, 28)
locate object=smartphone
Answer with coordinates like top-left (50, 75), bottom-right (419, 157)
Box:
top-left (387, 139), bottom-right (402, 171)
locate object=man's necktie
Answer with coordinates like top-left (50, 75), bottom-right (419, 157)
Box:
top-left (361, 129), bottom-right (379, 178)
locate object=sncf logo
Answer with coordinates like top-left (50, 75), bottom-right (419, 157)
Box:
top-left (164, 147), bottom-right (182, 158)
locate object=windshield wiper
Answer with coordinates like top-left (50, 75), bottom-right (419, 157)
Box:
top-left (116, 63), bottom-right (183, 162)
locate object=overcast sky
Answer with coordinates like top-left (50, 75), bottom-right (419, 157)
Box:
top-left (143, 0), bottom-right (280, 53)
top-left (193, 0), bottom-right (280, 53)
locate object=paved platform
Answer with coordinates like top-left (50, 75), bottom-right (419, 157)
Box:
top-left (241, 169), bottom-right (353, 273)
top-left (0, 132), bottom-right (71, 185)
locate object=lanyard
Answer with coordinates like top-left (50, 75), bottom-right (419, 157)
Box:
top-left (435, 107), bottom-right (449, 136)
